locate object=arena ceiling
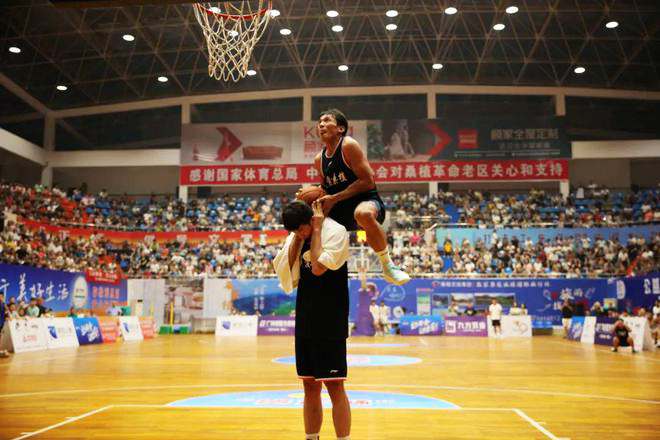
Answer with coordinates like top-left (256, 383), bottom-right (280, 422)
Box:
top-left (0, 0), bottom-right (658, 112)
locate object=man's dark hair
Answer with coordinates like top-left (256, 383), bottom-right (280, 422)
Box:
top-left (282, 201), bottom-right (313, 232)
top-left (319, 108), bottom-right (349, 134)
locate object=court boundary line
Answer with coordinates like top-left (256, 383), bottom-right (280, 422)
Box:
top-left (9, 404), bottom-right (568, 440)
top-left (1, 381), bottom-right (657, 405)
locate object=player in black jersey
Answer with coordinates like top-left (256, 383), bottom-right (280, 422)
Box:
top-left (311, 108), bottom-right (410, 286)
top-left (277, 200), bottom-right (352, 440)
top-left (611, 318), bottom-right (635, 353)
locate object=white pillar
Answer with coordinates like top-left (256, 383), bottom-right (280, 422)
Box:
top-left (303, 93), bottom-right (312, 121)
top-left (428, 181), bottom-right (438, 196)
top-left (559, 180), bottom-right (569, 199)
top-left (179, 185), bottom-right (189, 203)
top-left (427, 91), bottom-right (436, 119)
top-left (41, 166), bottom-right (53, 187)
top-left (554, 93), bottom-right (566, 116)
top-left (41, 115), bottom-right (55, 187)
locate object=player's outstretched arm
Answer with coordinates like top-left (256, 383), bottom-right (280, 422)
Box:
top-left (310, 200), bottom-right (328, 276)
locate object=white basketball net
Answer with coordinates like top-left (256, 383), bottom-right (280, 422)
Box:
top-left (193, 1), bottom-right (272, 82)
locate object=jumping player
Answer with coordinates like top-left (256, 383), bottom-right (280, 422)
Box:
top-left (310, 108), bottom-right (410, 286)
top-left (273, 200), bottom-right (352, 440)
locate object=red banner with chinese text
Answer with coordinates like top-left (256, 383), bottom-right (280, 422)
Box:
top-left (85, 268), bottom-right (121, 285)
top-left (19, 218), bottom-right (289, 244)
top-left (180, 159), bottom-right (568, 186)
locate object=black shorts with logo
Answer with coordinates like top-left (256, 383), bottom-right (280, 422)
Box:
top-left (492, 319), bottom-right (501, 327)
top-left (328, 190), bottom-right (386, 232)
top-left (296, 337), bottom-right (347, 381)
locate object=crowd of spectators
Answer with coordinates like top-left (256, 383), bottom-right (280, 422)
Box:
top-left (3, 182), bottom-right (658, 233)
top-left (1, 182), bottom-right (659, 278)
top-left (389, 230), bottom-right (659, 277)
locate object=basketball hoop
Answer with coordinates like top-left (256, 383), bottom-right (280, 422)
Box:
top-left (193, 1), bottom-right (272, 82)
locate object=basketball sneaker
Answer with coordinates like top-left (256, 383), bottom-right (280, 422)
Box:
top-left (382, 263), bottom-right (411, 286)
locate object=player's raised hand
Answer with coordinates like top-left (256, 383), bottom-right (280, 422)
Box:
top-left (317, 194), bottom-right (337, 216)
top-left (311, 200), bottom-right (325, 229)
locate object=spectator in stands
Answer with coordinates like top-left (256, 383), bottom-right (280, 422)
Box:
top-left (653, 299), bottom-right (660, 319)
top-left (369, 299), bottom-right (382, 336)
top-left (561, 300), bottom-right (573, 338)
top-left (7, 303), bottom-right (19, 319)
top-left (611, 318), bottom-right (635, 353)
top-left (0, 293), bottom-right (6, 331)
top-left (67, 307), bottom-right (77, 318)
top-left (447, 301), bottom-right (459, 316)
top-left (36, 297), bottom-right (47, 317)
top-left (509, 300), bottom-right (522, 316)
top-left (464, 303), bottom-right (477, 316)
top-left (519, 303), bottom-right (528, 315)
top-left (378, 301), bottom-right (391, 335)
top-left (106, 302), bottom-right (123, 316)
top-left (26, 298), bottom-right (40, 317)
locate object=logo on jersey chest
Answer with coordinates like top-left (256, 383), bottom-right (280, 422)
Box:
top-left (324, 171), bottom-right (348, 187)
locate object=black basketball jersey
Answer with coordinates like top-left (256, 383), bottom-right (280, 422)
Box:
top-left (295, 239), bottom-right (349, 340)
top-left (321, 137), bottom-right (359, 195)
top-left (615, 325), bottom-right (629, 339)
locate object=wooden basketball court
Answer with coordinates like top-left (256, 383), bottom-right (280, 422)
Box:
top-left (1, 335), bottom-right (658, 439)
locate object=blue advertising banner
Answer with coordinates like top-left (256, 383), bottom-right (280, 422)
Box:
top-left (594, 317), bottom-right (616, 346)
top-left (568, 317), bottom-right (585, 341)
top-left (399, 316), bottom-right (444, 336)
top-left (229, 279), bottom-right (297, 316)
top-left (350, 278), bottom-right (607, 328)
top-left (72, 317), bottom-right (103, 345)
top-left (610, 273), bottom-right (660, 312)
top-left (0, 263), bottom-right (127, 312)
top-left (436, 225), bottom-right (659, 250)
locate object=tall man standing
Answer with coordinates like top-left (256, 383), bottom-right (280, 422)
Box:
top-left (273, 200), bottom-right (352, 440)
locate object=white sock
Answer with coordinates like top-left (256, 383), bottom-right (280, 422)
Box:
top-left (305, 434), bottom-right (319, 440)
top-left (376, 247), bottom-right (392, 268)
top-left (337, 436), bottom-right (351, 440)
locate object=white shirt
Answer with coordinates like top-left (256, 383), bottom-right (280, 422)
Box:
top-left (489, 303), bottom-right (503, 320)
top-left (369, 304), bottom-right (379, 320)
top-left (653, 305), bottom-right (660, 319)
top-left (273, 217), bottom-right (349, 294)
top-left (378, 304), bottom-right (390, 321)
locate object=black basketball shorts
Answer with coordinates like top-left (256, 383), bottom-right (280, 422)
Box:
top-left (328, 192), bottom-right (385, 232)
top-left (295, 337), bottom-right (347, 382)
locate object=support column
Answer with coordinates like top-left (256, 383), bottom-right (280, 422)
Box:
top-left (178, 185), bottom-right (189, 203)
top-left (179, 103), bottom-right (191, 202)
top-left (427, 91), bottom-right (436, 119)
top-left (428, 181), bottom-right (438, 196)
top-left (303, 93), bottom-right (312, 121)
top-left (554, 93), bottom-right (566, 116)
top-left (41, 115), bottom-right (55, 187)
top-left (559, 180), bottom-right (569, 200)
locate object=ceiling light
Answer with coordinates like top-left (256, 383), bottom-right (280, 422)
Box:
top-left (209, 6), bottom-right (221, 14)
top-left (228, 30), bottom-right (239, 37)
top-left (338, 64), bottom-right (349, 72)
top-left (386, 10), bottom-right (398, 18)
top-left (574, 66), bottom-right (586, 74)
top-left (157, 76), bottom-right (169, 83)
top-left (269, 9), bottom-right (280, 18)
top-left (332, 25), bottom-right (344, 32)
top-left (493, 23), bottom-right (506, 31)
top-left (122, 34), bottom-right (135, 42)
top-left (56, 85), bottom-right (68, 91)
top-left (246, 69), bottom-right (257, 76)
top-left (444, 7), bottom-right (458, 15)
top-left (432, 63), bottom-right (444, 70)
top-left (326, 10), bottom-right (339, 18)
top-left (605, 21), bottom-right (619, 29)
top-left (279, 28), bottom-right (292, 36)
top-left (386, 23), bottom-right (397, 31)
top-left (505, 6), bottom-right (519, 14)
top-left (8, 46), bottom-right (21, 54)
